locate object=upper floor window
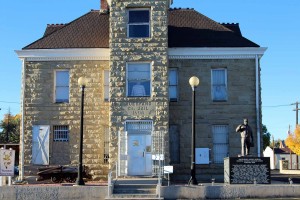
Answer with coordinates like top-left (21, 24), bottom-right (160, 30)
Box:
top-left (211, 69), bottom-right (227, 101)
top-left (128, 9), bottom-right (150, 38)
top-left (169, 68), bottom-right (178, 101)
top-left (127, 63), bottom-right (151, 97)
top-left (104, 70), bottom-right (109, 101)
top-left (55, 70), bottom-right (69, 103)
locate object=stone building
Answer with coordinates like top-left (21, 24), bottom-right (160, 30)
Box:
top-left (16, 0), bottom-right (266, 181)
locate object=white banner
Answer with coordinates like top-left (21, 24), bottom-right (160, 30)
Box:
top-left (0, 149), bottom-right (15, 176)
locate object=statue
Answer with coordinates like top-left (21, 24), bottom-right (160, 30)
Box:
top-left (236, 118), bottom-right (253, 156)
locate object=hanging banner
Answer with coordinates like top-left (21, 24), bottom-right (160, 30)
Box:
top-left (0, 149), bottom-right (15, 176)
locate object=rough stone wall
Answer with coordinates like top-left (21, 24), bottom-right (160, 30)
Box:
top-left (22, 60), bottom-right (110, 180)
top-left (109, 0), bottom-right (169, 167)
top-left (169, 58), bottom-right (262, 181)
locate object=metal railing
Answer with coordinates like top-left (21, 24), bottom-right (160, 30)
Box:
top-left (107, 162), bottom-right (117, 198)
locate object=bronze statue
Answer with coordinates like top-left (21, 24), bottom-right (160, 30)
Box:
top-left (236, 118), bottom-right (253, 156)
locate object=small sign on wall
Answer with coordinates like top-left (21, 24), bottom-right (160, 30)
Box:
top-left (195, 148), bottom-right (210, 164)
top-left (164, 166), bottom-right (173, 174)
top-left (0, 149), bottom-right (15, 176)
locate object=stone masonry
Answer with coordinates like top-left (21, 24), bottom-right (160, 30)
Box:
top-left (22, 60), bottom-right (110, 180)
top-left (109, 0), bottom-right (170, 167)
top-left (168, 58), bottom-right (263, 181)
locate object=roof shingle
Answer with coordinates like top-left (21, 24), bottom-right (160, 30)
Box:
top-left (24, 8), bottom-right (259, 49)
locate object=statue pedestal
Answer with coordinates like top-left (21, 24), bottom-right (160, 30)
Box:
top-left (224, 157), bottom-right (270, 184)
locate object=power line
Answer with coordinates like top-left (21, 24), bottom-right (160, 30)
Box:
top-left (0, 101), bottom-right (20, 104)
top-left (262, 104), bottom-right (293, 108)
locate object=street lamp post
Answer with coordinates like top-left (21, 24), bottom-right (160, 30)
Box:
top-left (76, 77), bottom-right (87, 186)
top-left (188, 76), bottom-right (200, 185)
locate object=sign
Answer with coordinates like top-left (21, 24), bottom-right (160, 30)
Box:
top-left (123, 102), bottom-right (156, 116)
top-left (0, 149), bottom-right (15, 176)
top-left (224, 157), bottom-right (270, 184)
top-left (164, 166), bottom-right (173, 174)
top-left (195, 148), bottom-right (210, 164)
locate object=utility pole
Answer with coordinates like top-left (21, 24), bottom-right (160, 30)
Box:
top-left (292, 102), bottom-right (299, 169)
top-left (292, 101), bottom-right (299, 127)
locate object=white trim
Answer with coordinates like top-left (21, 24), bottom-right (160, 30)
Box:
top-left (20, 58), bottom-right (25, 181)
top-left (15, 48), bottom-right (110, 61)
top-left (15, 47), bottom-right (266, 61)
top-left (168, 47), bottom-right (267, 59)
top-left (255, 55), bottom-right (261, 157)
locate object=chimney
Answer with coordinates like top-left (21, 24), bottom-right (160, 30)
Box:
top-left (101, 0), bottom-right (109, 10)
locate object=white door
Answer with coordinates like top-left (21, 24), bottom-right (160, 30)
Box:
top-left (127, 134), bottom-right (146, 175)
top-left (32, 125), bottom-right (50, 165)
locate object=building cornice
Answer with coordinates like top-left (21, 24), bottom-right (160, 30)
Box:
top-left (168, 47), bottom-right (267, 59)
top-left (15, 47), bottom-right (267, 61)
top-left (15, 48), bottom-right (110, 61)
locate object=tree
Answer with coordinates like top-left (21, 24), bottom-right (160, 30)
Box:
top-left (262, 124), bottom-right (271, 150)
top-left (286, 126), bottom-right (300, 155)
top-left (0, 111), bottom-right (20, 144)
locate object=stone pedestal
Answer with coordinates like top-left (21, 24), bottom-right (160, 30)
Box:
top-left (224, 157), bottom-right (270, 184)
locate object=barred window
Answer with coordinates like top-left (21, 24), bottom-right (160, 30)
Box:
top-left (53, 125), bottom-right (69, 142)
top-left (212, 125), bottom-right (229, 164)
top-left (104, 126), bottom-right (109, 164)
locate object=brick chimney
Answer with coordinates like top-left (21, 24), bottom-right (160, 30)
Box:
top-left (101, 0), bottom-right (109, 10)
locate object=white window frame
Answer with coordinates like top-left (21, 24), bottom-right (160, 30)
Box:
top-left (127, 8), bottom-right (150, 38)
top-left (104, 70), bottom-right (109, 101)
top-left (169, 68), bottom-right (178, 101)
top-left (53, 125), bottom-right (69, 142)
top-left (211, 68), bottom-right (228, 101)
top-left (54, 70), bottom-right (70, 103)
top-left (126, 62), bottom-right (151, 97)
top-left (212, 125), bottom-right (229, 164)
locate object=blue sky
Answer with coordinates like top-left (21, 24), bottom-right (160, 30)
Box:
top-left (0, 0), bottom-right (299, 141)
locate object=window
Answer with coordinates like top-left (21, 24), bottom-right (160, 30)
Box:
top-left (211, 69), bottom-right (227, 101)
top-left (104, 70), bottom-right (109, 101)
top-left (128, 9), bottom-right (150, 38)
top-left (169, 125), bottom-right (180, 164)
top-left (212, 125), bottom-right (229, 164)
top-left (55, 70), bottom-right (69, 103)
top-left (169, 69), bottom-right (178, 101)
top-left (127, 63), bottom-right (151, 97)
top-left (53, 125), bottom-right (69, 142)
top-left (104, 126), bottom-right (109, 164)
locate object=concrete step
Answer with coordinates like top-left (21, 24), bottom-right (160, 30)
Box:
top-left (114, 184), bottom-right (156, 194)
top-left (113, 178), bottom-right (158, 185)
top-left (106, 194), bottom-right (163, 200)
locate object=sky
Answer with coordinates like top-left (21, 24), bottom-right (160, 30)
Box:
top-left (0, 0), bottom-right (299, 141)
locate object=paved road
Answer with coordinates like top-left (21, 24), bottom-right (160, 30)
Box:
top-left (271, 170), bottom-right (300, 184)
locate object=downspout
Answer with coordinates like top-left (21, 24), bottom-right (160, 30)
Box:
top-left (19, 58), bottom-right (26, 181)
top-left (255, 55), bottom-right (261, 157)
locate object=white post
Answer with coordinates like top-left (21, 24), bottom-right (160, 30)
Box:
top-left (8, 176), bottom-right (12, 186)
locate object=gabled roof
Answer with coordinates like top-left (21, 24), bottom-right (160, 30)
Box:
top-left (168, 8), bottom-right (259, 47)
top-left (274, 147), bottom-right (294, 154)
top-left (24, 10), bottom-right (109, 49)
top-left (23, 8), bottom-right (259, 49)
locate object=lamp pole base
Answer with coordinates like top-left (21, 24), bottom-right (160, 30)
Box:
top-left (188, 176), bottom-right (198, 185)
